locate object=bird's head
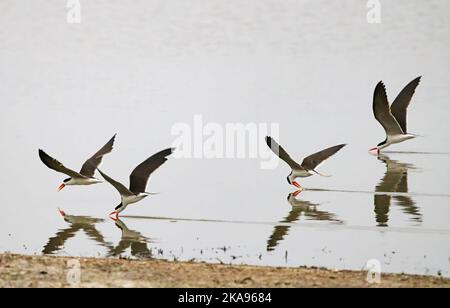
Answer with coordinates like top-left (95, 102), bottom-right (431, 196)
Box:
top-left (57, 178), bottom-right (71, 191)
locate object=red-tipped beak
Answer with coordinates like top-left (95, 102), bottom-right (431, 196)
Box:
top-left (58, 208), bottom-right (66, 217)
top-left (369, 147), bottom-right (379, 156)
top-left (109, 211), bottom-right (118, 221)
top-left (57, 183), bottom-right (66, 192)
top-left (292, 181), bottom-right (301, 188)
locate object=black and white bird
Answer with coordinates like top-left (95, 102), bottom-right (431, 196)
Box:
top-left (370, 77), bottom-right (421, 155)
top-left (97, 148), bottom-right (174, 220)
top-left (38, 135), bottom-right (116, 191)
top-left (265, 136), bottom-right (345, 189)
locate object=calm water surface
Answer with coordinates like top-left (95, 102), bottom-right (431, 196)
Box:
top-left (1, 0), bottom-right (450, 277)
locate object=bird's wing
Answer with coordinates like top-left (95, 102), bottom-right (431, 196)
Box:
top-left (301, 144), bottom-right (346, 171)
top-left (97, 169), bottom-right (134, 197)
top-left (390, 76), bottom-right (421, 133)
top-left (394, 173), bottom-right (421, 221)
top-left (80, 134), bottom-right (116, 178)
top-left (265, 136), bottom-right (302, 170)
top-left (38, 149), bottom-right (85, 178)
top-left (376, 155), bottom-right (407, 193)
top-left (129, 148), bottom-right (174, 194)
top-left (373, 81), bottom-right (405, 136)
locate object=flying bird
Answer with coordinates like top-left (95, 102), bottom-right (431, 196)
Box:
top-left (38, 134), bottom-right (116, 191)
top-left (97, 147), bottom-right (174, 220)
top-left (265, 136), bottom-right (345, 189)
top-left (370, 76), bottom-right (421, 154)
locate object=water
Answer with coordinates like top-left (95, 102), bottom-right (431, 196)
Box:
top-left (1, 0), bottom-right (450, 277)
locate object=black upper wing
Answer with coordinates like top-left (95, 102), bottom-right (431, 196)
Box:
top-left (390, 76), bottom-right (421, 133)
top-left (301, 144), bottom-right (346, 171)
top-left (80, 134), bottom-right (116, 177)
top-left (373, 81), bottom-right (405, 136)
top-left (38, 149), bottom-right (85, 178)
top-left (129, 148), bottom-right (174, 194)
top-left (97, 169), bottom-right (134, 197)
top-left (265, 136), bottom-right (302, 170)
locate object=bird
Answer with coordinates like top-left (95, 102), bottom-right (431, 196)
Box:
top-left (265, 136), bottom-right (346, 189)
top-left (97, 147), bottom-right (174, 220)
top-left (38, 134), bottom-right (116, 191)
top-left (370, 76), bottom-right (421, 154)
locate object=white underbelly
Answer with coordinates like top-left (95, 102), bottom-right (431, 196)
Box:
top-left (387, 134), bottom-right (415, 145)
top-left (293, 169), bottom-right (313, 178)
top-left (122, 194), bottom-right (148, 206)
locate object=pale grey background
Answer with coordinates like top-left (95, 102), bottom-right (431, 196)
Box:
top-left (1, 0), bottom-right (449, 276)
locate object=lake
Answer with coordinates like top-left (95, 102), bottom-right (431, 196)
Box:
top-left (1, 0), bottom-right (449, 277)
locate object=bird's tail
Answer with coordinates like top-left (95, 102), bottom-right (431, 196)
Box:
top-left (410, 133), bottom-right (424, 138)
top-left (312, 170), bottom-right (332, 177)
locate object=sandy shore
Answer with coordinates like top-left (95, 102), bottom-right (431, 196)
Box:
top-left (0, 253), bottom-right (449, 288)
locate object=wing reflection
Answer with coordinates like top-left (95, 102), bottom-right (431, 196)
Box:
top-left (108, 219), bottom-right (152, 258)
top-left (43, 211), bottom-right (113, 255)
top-left (266, 192), bottom-right (340, 251)
top-left (374, 154), bottom-right (422, 226)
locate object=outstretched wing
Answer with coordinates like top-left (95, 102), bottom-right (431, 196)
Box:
top-left (265, 136), bottom-right (302, 170)
top-left (80, 134), bottom-right (116, 178)
top-left (390, 76), bottom-right (421, 133)
top-left (38, 149), bottom-right (85, 178)
top-left (301, 144), bottom-right (346, 171)
top-left (373, 81), bottom-right (405, 136)
top-left (129, 148), bottom-right (174, 194)
top-left (97, 169), bottom-right (134, 197)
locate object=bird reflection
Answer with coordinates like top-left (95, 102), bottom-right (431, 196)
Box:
top-left (374, 154), bottom-right (421, 226)
top-left (266, 191), bottom-right (340, 251)
top-left (42, 209), bottom-right (113, 255)
top-left (108, 219), bottom-right (152, 258)
top-left (44, 210), bottom-right (152, 258)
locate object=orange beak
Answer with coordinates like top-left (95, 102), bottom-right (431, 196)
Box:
top-left (293, 190), bottom-right (302, 197)
top-left (57, 183), bottom-right (65, 192)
